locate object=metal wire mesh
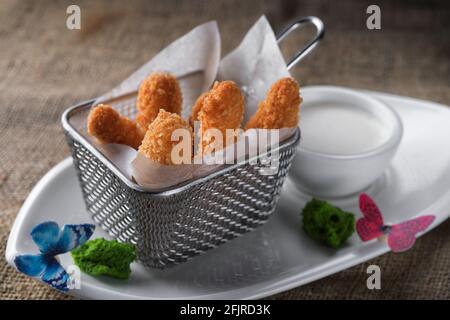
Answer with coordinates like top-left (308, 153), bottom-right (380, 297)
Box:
top-left (64, 100), bottom-right (299, 268)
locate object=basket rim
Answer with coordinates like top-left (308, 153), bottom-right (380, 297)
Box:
top-left (61, 98), bottom-right (301, 195)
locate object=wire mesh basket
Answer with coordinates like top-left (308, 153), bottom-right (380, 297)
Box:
top-left (61, 17), bottom-right (324, 268)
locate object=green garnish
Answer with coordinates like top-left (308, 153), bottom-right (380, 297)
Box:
top-left (71, 238), bottom-right (136, 280)
top-left (302, 198), bottom-right (355, 248)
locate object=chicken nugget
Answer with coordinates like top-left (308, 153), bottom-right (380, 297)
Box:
top-left (87, 104), bottom-right (144, 149)
top-left (245, 77), bottom-right (301, 130)
top-left (136, 72), bottom-right (182, 132)
top-left (198, 81), bottom-right (244, 154)
top-left (138, 110), bottom-right (192, 165)
top-left (189, 92), bottom-right (207, 128)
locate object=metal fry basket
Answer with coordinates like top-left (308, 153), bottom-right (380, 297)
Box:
top-left (62, 17), bottom-right (324, 268)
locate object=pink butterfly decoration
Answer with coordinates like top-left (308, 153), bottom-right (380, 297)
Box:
top-left (356, 193), bottom-right (435, 252)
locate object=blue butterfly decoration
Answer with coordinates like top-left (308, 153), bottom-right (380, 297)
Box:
top-left (14, 221), bottom-right (95, 291)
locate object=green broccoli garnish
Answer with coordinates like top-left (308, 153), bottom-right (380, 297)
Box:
top-left (302, 198), bottom-right (355, 248)
top-left (71, 238), bottom-right (136, 280)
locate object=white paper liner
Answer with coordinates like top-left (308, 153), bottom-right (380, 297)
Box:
top-left (87, 15), bottom-right (295, 191)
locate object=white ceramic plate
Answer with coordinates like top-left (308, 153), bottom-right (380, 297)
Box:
top-left (6, 88), bottom-right (450, 299)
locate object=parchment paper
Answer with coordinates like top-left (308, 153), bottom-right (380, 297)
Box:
top-left (86, 15), bottom-right (294, 191)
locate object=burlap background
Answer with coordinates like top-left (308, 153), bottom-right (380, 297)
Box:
top-left (0, 0), bottom-right (449, 300)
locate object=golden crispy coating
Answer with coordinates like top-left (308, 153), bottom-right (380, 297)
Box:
top-left (136, 72), bottom-right (182, 132)
top-left (189, 92), bottom-right (207, 128)
top-left (244, 77), bottom-right (301, 130)
top-left (138, 110), bottom-right (192, 165)
top-left (87, 104), bottom-right (144, 149)
top-left (198, 81), bottom-right (244, 154)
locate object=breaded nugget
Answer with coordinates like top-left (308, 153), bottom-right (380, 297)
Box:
top-left (189, 92), bottom-right (207, 128)
top-left (87, 104), bottom-right (144, 149)
top-left (245, 77), bottom-right (301, 129)
top-left (138, 110), bottom-right (192, 165)
top-left (136, 72), bottom-right (182, 132)
top-left (198, 81), bottom-right (244, 154)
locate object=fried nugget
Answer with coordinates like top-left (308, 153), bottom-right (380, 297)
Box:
top-left (198, 81), bottom-right (244, 154)
top-left (244, 77), bottom-right (301, 130)
top-left (87, 104), bottom-right (144, 149)
top-left (136, 72), bottom-right (182, 132)
top-left (138, 110), bottom-right (192, 165)
top-left (189, 92), bottom-right (207, 128)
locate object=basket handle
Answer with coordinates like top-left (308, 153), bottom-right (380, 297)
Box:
top-left (276, 16), bottom-right (325, 70)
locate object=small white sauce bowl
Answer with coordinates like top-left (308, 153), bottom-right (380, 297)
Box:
top-left (290, 86), bottom-right (403, 198)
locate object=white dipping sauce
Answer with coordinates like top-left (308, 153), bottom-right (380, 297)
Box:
top-left (300, 102), bottom-right (390, 155)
